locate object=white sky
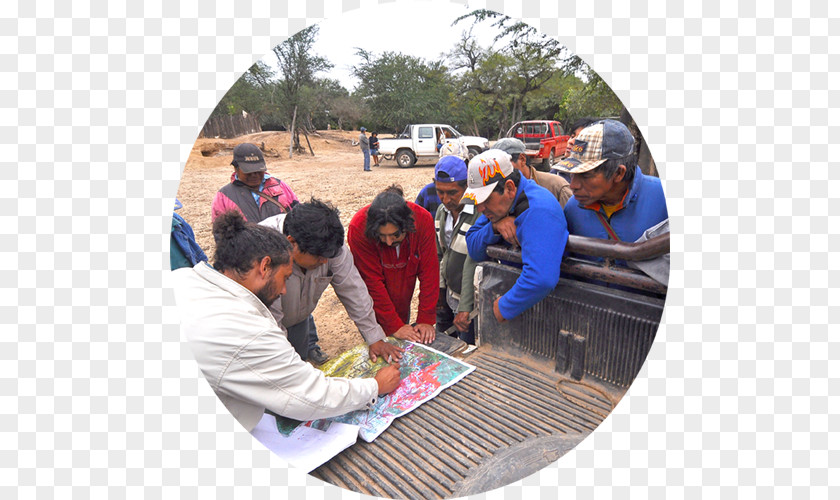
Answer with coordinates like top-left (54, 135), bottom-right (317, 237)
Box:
top-left (260, 1), bottom-right (504, 91)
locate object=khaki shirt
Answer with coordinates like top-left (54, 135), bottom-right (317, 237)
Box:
top-left (531, 166), bottom-right (573, 207)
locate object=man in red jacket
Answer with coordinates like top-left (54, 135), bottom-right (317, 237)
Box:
top-left (348, 185), bottom-right (439, 344)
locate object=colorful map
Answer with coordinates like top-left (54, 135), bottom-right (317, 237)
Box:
top-left (276, 338), bottom-right (475, 442)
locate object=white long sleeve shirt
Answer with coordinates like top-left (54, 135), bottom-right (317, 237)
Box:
top-left (172, 262), bottom-right (378, 431)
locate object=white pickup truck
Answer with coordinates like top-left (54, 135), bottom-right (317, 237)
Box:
top-left (378, 124), bottom-right (489, 168)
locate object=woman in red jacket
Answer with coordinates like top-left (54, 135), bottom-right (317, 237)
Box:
top-left (347, 185), bottom-right (439, 344)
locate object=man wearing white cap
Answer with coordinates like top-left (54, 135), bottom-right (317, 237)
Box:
top-left (463, 149), bottom-right (569, 323)
top-left (491, 137), bottom-right (573, 207)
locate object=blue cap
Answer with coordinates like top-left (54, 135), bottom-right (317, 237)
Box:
top-left (360, 127), bottom-right (366, 132)
top-left (434, 155), bottom-right (468, 183)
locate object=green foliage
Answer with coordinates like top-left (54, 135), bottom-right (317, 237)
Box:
top-left (352, 50), bottom-right (455, 133)
top-left (213, 13), bottom-right (625, 140)
top-left (556, 67), bottom-right (624, 125)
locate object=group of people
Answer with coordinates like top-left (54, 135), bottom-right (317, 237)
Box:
top-left (172, 118), bottom-right (668, 432)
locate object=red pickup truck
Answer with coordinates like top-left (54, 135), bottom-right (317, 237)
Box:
top-left (505, 120), bottom-right (570, 171)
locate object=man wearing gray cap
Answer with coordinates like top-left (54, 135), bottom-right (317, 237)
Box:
top-left (491, 138), bottom-right (573, 207)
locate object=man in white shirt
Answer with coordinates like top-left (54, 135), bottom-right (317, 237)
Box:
top-left (172, 211), bottom-right (400, 431)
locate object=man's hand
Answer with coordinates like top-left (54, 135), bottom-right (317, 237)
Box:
top-left (374, 363), bottom-right (401, 395)
top-left (392, 324), bottom-right (422, 342)
top-left (453, 311), bottom-right (472, 332)
top-left (368, 339), bottom-right (404, 363)
top-left (492, 216), bottom-right (519, 246)
top-left (493, 297), bottom-right (506, 323)
top-left (413, 323), bottom-right (436, 344)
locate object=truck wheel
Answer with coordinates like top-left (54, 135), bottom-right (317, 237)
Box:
top-left (539, 150), bottom-right (555, 172)
top-left (467, 147), bottom-right (482, 161)
top-left (395, 150), bottom-right (416, 168)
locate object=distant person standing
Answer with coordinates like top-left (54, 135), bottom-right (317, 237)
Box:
top-left (359, 127), bottom-right (371, 172)
top-left (370, 132), bottom-right (381, 166)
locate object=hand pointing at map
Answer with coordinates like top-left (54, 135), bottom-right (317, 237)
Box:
top-left (374, 363), bottom-right (401, 395)
top-left (368, 339), bottom-right (403, 362)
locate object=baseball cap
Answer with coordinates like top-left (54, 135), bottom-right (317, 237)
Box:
top-left (439, 140), bottom-right (468, 159)
top-left (555, 119), bottom-right (634, 174)
top-left (460, 149), bottom-right (514, 205)
top-left (491, 137), bottom-right (526, 157)
top-left (360, 127), bottom-right (366, 131)
top-left (434, 155), bottom-right (468, 183)
top-left (232, 143), bottom-right (267, 173)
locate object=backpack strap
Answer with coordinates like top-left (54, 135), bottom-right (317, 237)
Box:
top-left (595, 211), bottom-right (621, 241)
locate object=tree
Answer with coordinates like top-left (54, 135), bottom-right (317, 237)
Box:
top-left (211, 61), bottom-right (279, 120)
top-left (352, 50), bottom-right (453, 133)
top-left (272, 25), bottom-right (333, 153)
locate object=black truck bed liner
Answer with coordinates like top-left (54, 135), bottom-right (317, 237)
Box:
top-left (312, 261), bottom-right (665, 498)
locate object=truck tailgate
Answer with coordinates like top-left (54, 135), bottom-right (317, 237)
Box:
top-left (311, 345), bottom-right (614, 498)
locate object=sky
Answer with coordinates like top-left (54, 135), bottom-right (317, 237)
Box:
top-left (259, 1), bottom-right (506, 91)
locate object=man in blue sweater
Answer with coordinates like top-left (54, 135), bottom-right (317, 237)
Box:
top-left (554, 120), bottom-right (668, 269)
top-left (463, 149), bottom-right (568, 323)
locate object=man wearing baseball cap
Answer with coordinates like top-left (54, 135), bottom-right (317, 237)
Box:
top-left (432, 155), bottom-right (480, 344)
top-left (463, 149), bottom-right (569, 324)
top-left (554, 120), bottom-right (668, 261)
top-left (491, 137), bottom-right (573, 207)
top-left (211, 143), bottom-right (299, 223)
top-left (211, 143), bottom-right (333, 364)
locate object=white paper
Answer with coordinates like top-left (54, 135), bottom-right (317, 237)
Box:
top-left (250, 413), bottom-right (360, 472)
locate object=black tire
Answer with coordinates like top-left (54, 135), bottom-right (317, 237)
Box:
top-left (539, 150), bottom-right (555, 172)
top-left (395, 150), bottom-right (416, 168)
top-left (467, 147), bottom-right (482, 161)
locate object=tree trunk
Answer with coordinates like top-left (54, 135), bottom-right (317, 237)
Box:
top-left (302, 128), bottom-right (315, 156)
top-left (289, 105), bottom-right (297, 159)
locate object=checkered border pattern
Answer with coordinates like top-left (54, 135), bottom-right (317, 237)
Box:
top-left (3, 0), bottom-right (836, 498)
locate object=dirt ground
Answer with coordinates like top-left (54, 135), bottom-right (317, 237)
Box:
top-left (176, 129), bottom-right (442, 358)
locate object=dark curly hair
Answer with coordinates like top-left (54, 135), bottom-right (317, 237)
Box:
top-left (364, 184), bottom-right (416, 240)
top-left (283, 198), bottom-right (344, 259)
top-left (212, 210), bottom-right (292, 276)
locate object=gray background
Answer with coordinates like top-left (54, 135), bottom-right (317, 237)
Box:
top-left (3, 0), bottom-right (836, 497)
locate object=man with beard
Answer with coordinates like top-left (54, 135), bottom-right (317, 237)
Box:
top-left (171, 211), bottom-right (401, 432)
top-left (348, 185), bottom-right (439, 344)
top-left (210, 143), bottom-right (330, 364)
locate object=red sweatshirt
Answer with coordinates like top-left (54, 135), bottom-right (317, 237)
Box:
top-left (347, 202), bottom-right (439, 335)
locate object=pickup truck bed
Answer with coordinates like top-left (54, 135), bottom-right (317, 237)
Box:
top-left (312, 258), bottom-right (665, 497)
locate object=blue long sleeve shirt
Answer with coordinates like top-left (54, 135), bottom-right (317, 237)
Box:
top-left (466, 178), bottom-right (568, 320)
top-left (563, 166), bottom-right (668, 263)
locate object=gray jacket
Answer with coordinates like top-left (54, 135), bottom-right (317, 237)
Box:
top-left (359, 133), bottom-right (369, 151)
top-left (259, 215), bottom-right (386, 345)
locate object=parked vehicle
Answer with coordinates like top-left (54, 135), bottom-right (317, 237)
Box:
top-left (379, 124), bottom-right (489, 168)
top-left (506, 120), bottom-right (571, 171)
top-left (312, 233), bottom-right (669, 498)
